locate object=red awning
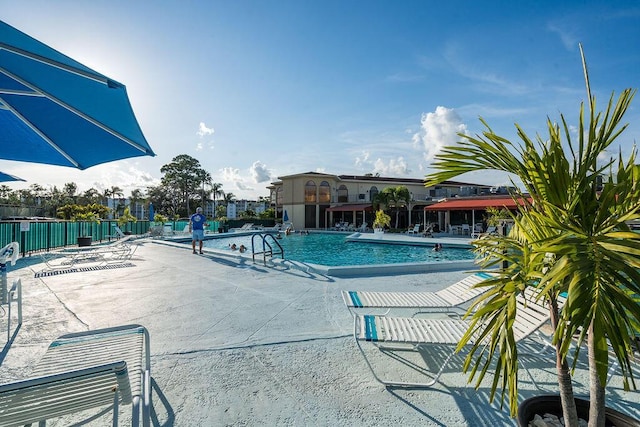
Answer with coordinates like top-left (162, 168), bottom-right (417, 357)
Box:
top-left (326, 204), bottom-right (372, 212)
top-left (424, 196), bottom-right (531, 211)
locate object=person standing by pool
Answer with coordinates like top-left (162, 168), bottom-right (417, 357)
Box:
top-left (189, 207), bottom-right (207, 254)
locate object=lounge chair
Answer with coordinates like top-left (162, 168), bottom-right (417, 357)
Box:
top-left (107, 225), bottom-right (127, 240)
top-left (474, 225), bottom-right (499, 239)
top-left (407, 224), bottom-right (420, 235)
top-left (0, 324), bottom-right (151, 426)
top-left (356, 222), bottom-right (369, 233)
top-left (353, 287), bottom-right (561, 388)
top-left (2, 278), bottom-right (22, 342)
top-left (40, 236), bottom-right (135, 271)
top-left (342, 272), bottom-right (495, 315)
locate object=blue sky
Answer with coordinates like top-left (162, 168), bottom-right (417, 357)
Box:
top-left (2, 1), bottom-right (639, 199)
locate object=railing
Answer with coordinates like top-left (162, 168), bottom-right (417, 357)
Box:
top-left (251, 233), bottom-right (284, 266)
top-left (0, 220), bottom-right (153, 256)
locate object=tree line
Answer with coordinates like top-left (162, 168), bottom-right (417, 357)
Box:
top-left (0, 154), bottom-right (272, 220)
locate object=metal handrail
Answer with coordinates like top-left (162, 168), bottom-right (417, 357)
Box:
top-left (251, 233), bottom-right (284, 266)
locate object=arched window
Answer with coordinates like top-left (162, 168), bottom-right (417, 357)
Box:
top-left (337, 185), bottom-right (348, 203)
top-left (319, 181), bottom-right (331, 203)
top-left (305, 180), bottom-right (317, 203)
top-left (276, 187), bottom-right (283, 206)
top-left (370, 186), bottom-right (379, 202)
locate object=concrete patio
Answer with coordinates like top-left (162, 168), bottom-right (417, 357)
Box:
top-left (1, 238), bottom-right (639, 426)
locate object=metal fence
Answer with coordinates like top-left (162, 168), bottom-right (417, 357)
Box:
top-left (0, 220), bottom-right (158, 256)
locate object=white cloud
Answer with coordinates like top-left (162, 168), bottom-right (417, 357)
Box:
top-left (373, 157), bottom-right (409, 176)
top-left (220, 167), bottom-right (241, 182)
top-left (250, 161), bottom-right (271, 183)
top-left (197, 122), bottom-right (215, 137)
top-left (236, 181), bottom-right (254, 191)
top-left (354, 150), bottom-right (371, 167)
top-left (412, 106), bottom-right (468, 161)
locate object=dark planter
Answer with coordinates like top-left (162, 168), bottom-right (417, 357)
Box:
top-left (518, 395), bottom-right (640, 427)
top-left (124, 231), bottom-right (133, 235)
top-left (77, 236), bottom-right (92, 247)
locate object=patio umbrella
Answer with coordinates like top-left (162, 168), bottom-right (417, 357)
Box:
top-left (148, 202), bottom-right (154, 222)
top-left (0, 171), bottom-right (24, 182)
top-left (0, 20), bottom-right (155, 170)
top-left (283, 210), bottom-right (289, 222)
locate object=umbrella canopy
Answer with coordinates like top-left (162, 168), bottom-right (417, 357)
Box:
top-left (148, 202), bottom-right (155, 222)
top-left (0, 170), bottom-right (24, 182)
top-left (283, 210), bottom-right (289, 222)
top-left (0, 21), bottom-right (155, 170)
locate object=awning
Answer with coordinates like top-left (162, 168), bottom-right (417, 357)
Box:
top-left (326, 204), bottom-right (372, 212)
top-left (424, 196), bottom-right (531, 211)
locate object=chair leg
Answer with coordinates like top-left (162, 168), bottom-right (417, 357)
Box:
top-left (353, 315), bottom-right (455, 388)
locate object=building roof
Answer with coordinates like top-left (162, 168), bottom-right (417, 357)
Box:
top-left (326, 204), bottom-right (373, 212)
top-left (273, 171), bottom-right (489, 188)
top-left (424, 196), bottom-right (531, 211)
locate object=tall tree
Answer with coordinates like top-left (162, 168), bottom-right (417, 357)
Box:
top-left (198, 170), bottom-right (212, 211)
top-left (211, 182), bottom-right (224, 216)
top-left (129, 188), bottom-right (145, 219)
top-left (63, 182), bottom-right (78, 203)
top-left (160, 154), bottom-right (208, 217)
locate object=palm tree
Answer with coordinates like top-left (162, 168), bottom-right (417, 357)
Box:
top-left (211, 182), bottom-right (224, 217)
top-left (376, 186), bottom-right (411, 229)
top-left (425, 46), bottom-right (640, 426)
top-left (198, 170), bottom-right (212, 211)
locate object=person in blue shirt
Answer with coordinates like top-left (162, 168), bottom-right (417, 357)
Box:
top-left (189, 207), bottom-right (207, 254)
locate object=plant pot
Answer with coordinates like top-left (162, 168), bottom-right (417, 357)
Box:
top-left (77, 236), bottom-right (92, 247)
top-left (517, 395), bottom-right (640, 427)
top-left (373, 228), bottom-right (384, 234)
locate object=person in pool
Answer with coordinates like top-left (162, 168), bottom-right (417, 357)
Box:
top-left (230, 243), bottom-right (237, 250)
top-left (239, 244), bottom-right (247, 253)
top-left (189, 207), bottom-right (207, 254)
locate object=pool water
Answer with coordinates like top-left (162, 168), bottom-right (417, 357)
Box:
top-left (202, 232), bottom-right (474, 266)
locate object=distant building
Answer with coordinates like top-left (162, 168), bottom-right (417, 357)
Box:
top-left (267, 172), bottom-right (492, 230)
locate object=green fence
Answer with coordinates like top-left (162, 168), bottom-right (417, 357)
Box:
top-left (1, 219), bottom-right (274, 255)
top-left (0, 220), bottom-right (155, 256)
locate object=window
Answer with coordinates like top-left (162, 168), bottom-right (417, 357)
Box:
top-left (370, 186), bottom-right (379, 202)
top-left (305, 180), bottom-right (317, 203)
top-left (337, 185), bottom-right (348, 203)
top-left (276, 188), bottom-right (283, 206)
top-left (319, 181), bottom-right (331, 203)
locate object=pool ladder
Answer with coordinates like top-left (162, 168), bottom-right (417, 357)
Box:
top-left (251, 233), bottom-right (284, 265)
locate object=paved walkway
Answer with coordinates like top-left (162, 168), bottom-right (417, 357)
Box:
top-left (1, 238), bottom-right (638, 425)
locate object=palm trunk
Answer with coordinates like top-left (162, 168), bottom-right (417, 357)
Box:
top-left (587, 321), bottom-right (606, 427)
top-left (550, 296), bottom-right (579, 426)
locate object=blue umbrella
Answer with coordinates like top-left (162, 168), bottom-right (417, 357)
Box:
top-left (148, 202), bottom-right (155, 222)
top-left (0, 21), bottom-right (155, 169)
top-left (0, 170), bottom-right (24, 182)
top-left (283, 210), bottom-right (289, 222)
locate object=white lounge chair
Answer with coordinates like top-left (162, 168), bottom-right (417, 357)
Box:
top-left (107, 225), bottom-right (127, 240)
top-left (353, 288), bottom-right (561, 388)
top-left (342, 272), bottom-right (496, 314)
top-left (2, 278), bottom-right (22, 342)
top-left (0, 324), bottom-right (151, 426)
top-left (40, 236), bottom-right (135, 271)
top-left (407, 224), bottom-right (420, 235)
top-left (356, 222), bottom-right (369, 232)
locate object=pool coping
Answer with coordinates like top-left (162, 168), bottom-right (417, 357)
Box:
top-left (155, 230), bottom-right (479, 278)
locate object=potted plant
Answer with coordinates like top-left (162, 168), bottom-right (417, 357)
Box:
top-left (373, 209), bottom-right (391, 234)
top-left (425, 46), bottom-right (640, 426)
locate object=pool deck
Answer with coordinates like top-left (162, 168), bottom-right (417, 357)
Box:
top-left (1, 237), bottom-right (639, 425)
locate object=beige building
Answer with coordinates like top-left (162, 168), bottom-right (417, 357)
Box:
top-left (267, 172), bottom-right (490, 230)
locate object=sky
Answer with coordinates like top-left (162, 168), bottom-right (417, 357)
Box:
top-left (1, 1), bottom-right (640, 200)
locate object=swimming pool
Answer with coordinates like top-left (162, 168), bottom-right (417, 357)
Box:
top-left (201, 232), bottom-right (475, 267)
